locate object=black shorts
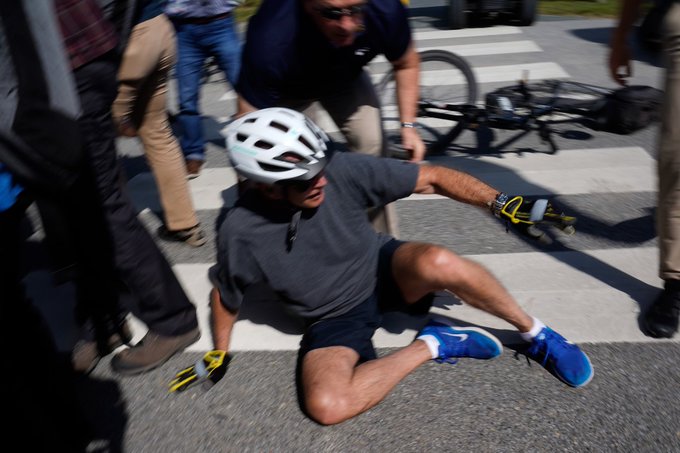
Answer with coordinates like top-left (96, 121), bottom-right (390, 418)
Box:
top-left (299, 239), bottom-right (433, 362)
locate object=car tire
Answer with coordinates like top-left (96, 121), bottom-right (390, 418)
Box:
top-left (449, 0), bottom-right (466, 30)
top-left (517, 0), bottom-right (537, 26)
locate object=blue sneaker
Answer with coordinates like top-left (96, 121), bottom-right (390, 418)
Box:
top-left (526, 327), bottom-right (593, 388)
top-left (417, 320), bottom-right (503, 364)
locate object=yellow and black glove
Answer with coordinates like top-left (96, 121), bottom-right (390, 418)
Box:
top-left (492, 193), bottom-right (576, 243)
top-left (169, 350), bottom-right (231, 393)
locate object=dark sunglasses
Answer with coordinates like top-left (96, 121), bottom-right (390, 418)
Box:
top-left (316, 4), bottom-right (366, 21)
top-left (281, 172), bottom-right (325, 192)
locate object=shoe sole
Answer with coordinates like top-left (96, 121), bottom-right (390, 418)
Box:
top-left (157, 227), bottom-right (207, 247)
top-left (111, 330), bottom-right (201, 376)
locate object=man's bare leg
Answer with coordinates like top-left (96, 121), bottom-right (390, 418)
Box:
top-left (301, 343), bottom-right (431, 425)
top-left (392, 242), bottom-right (534, 333)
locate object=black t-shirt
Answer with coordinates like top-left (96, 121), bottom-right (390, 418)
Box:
top-left (209, 152), bottom-right (419, 320)
top-left (237, 0), bottom-right (412, 107)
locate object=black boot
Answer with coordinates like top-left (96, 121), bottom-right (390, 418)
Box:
top-left (643, 279), bottom-right (680, 338)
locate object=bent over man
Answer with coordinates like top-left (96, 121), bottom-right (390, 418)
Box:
top-left (208, 108), bottom-right (593, 425)
top-left (236, 0), bottom-right (425, 162)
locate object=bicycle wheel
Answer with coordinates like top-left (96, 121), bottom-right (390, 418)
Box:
top-left (377, 49), bottom-right (477, 158)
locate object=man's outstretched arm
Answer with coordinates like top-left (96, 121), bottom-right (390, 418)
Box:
top-left (413, 164), bottom-right (498, 209)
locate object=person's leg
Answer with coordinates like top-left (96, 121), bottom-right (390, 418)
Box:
top-left (391, 241), bottom-right (593, 387)
top-left (649, 2), bottom-right (680, 337)
top-left (392, 242), bottom-right (534, 331)
top-left (320, 71), bottom-right (385, 157)
top-left (203, 15), bottom-right (242, 87)
top-left (74, 54), bottom-right (199, 373)
top-left (301, 343), bottom-right (431, 426)
top-left (123, 15), bottom-right (202, 234)
top-left (297, 296), bottom-right (431, 425)
top-left (173, 21), bottom-right (207, 165)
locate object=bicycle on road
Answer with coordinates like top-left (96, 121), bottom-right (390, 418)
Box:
top-left (376, 49), bottom-right (615, 159)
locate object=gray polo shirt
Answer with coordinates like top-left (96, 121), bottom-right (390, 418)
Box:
top-left (209, 152), bottom-right (419, 320)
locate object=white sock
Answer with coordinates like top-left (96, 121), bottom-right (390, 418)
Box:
top-left (520, 317), bottom-right (546, 342)
top-left (416, 334), bottom-right (440, 359)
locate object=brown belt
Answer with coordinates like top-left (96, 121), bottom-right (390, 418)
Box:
top-left (174, 12), bottom-right (231, 25)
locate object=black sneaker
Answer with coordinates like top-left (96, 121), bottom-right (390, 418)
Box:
top-left (643, 281), bottom-right (680, 338)
top-left (158, 224), bottom-right (207, 247)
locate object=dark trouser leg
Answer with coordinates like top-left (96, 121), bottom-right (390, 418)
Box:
top-left (73, 54), bottom-right (197, 336)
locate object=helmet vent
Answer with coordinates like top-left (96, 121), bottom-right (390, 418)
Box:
top-left (253, 140), bottom-right (274, 150)
top-left (236, 133), bottom-right (248, 142)
top-left (298, 135), bottom-right (314, 152)
top-left (269, 121), bottom-right (289, 133)
top-left (259, 162), bottom-right (288, 172)
top-left (275, 152), bottom-right (305, 163)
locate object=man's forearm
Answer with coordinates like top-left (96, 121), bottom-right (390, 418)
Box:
top-left (612, 0), bottom-right (644, 45)
top-left (392, 45), bottom-right (420, 125)
top-left (414, 165), bottom-right (498, 209)
top-left (211, 287), bottom-right (238, 351)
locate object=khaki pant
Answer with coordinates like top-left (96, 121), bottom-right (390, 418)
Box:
top-left (281, 71), bottom-right (399, 235)
top-left (112, 14), bottom-right (198, 231)
top-left (658, 3), bottom-right (680, 279)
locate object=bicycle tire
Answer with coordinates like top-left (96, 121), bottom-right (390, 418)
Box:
top-left (377, 49), bottom-right (477, 158)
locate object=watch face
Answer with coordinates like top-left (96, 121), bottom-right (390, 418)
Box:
top-left (493, 192), bottom-right (509, 215)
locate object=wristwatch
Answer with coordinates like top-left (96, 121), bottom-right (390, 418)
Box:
top-left (490, 192), bottom-right (509, 216)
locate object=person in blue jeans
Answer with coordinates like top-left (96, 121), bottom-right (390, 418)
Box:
top-left (165, 0), bottom-right (242, 179)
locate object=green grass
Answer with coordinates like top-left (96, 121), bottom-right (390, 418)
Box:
top-left (234, 1), bottom-right (624, 23)
top-left (234, 0), bottom-right (261, 23)
top-left (539, 0), bottom-right (620, 18)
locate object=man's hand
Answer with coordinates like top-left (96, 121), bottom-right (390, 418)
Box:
top-left (401, 126), bottom-right (425, 162)
top-left (493, 193), bottom-right (576, 243)
top-left (168, 350), bottom-right (231, 392)
top-left (609, 39), bottom-right (632, 86)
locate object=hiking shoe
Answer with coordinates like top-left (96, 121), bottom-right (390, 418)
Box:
top-left (186, 159), bottom-right (203, 179)
top-left (525, 327), bottom-right (593, 388)
top-left (642, 282), bottom-right (680, 338)
top-left (158, 224), bottom-right (207, 247)
top-left (71, 323), bottom-right (133, 374)
top-left (110, 328), bottom-right (200, 375)
top-left (417, 320), bottom-right (502, 364)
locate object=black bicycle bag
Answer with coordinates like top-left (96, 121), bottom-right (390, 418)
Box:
top-left (598, 85), bottom-right (664, 134)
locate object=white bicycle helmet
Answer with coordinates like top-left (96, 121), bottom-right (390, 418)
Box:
top-left (222, 108), bottom-right (330, 185)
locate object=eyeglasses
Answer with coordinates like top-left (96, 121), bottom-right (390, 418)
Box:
top-left (316, 4), bottom-right (366, 21)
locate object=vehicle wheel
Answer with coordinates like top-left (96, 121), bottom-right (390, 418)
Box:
top-left (516, 0), bottom-right (537, 26)
top-left (449, 0), bottom-right (466, 30)
top-left (376, 50), bottom-right (478, 158)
